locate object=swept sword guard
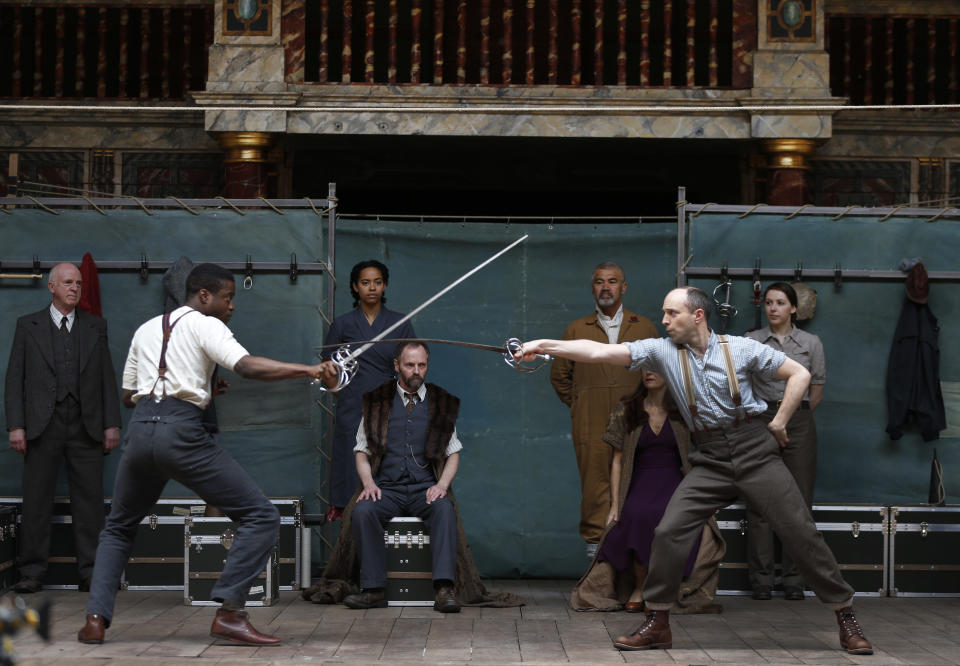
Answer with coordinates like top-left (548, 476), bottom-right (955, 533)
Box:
top-left (313, 344), bottom-right (359, 393)
top-left (502, 337), bottom-right (552, 374)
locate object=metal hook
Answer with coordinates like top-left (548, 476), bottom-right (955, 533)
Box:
top-left (243, 255), bottom-right (254, 290)
top-left (139, 253), bottom-right (149, 282)
top-left (32, 255), bottom-right (41, 280)
top-left (752, 258), bottom-right (762, 297)
top-left (289, 253), bottom-right (298, 284)
top-left (834, 263), bottom-right (843, 291)
top-left (794, 261), bottom-right (803, 282)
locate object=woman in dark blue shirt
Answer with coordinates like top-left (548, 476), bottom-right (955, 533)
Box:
top-left (322, 260), bottom-right (415, 514)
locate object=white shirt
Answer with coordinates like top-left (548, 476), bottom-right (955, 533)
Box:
top-left (596, 305), bottom-right (624, 344)
top-left (354, 382), bottom-right (463, 457)
top-left (121, 306), bottom-right (249, 408)
top-left (49, 303), bottom-right (75, 332)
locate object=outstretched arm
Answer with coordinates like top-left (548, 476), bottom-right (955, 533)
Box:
top-left (519, 338), bottom-right (632, 366)
top-left (234, 356), bottom-right (338, 382)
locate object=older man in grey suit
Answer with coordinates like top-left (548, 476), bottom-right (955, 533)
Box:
top-left (4, 262), bottom-right (121, 593)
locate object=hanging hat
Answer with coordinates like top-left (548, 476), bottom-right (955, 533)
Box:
top-left (791, 282), bottom-right (817, 321)
top-left (905, 262), bottom-right (929, 304)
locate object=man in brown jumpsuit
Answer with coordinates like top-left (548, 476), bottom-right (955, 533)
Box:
top-left (549, 262), bottom-right (658, 558)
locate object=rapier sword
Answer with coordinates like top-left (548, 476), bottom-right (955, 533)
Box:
top-left (317, 337), bottom-right (552, 378)
top-left (315, 235), bottom-right (548, 392)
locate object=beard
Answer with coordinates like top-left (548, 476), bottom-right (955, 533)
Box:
top-left (400, 372), bottom-right (424, 391)
top-left (597, 292), bottom-right (616, 307)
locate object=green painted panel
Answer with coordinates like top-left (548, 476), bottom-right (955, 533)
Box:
top-left (687, 212), bottom-right (959, 508)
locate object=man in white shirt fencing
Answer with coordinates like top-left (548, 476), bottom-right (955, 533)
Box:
top-left (77, 263), bottom-right (335, 647)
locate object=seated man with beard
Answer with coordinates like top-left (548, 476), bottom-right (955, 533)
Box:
top-left (342, 341), bottom-right (462, 613)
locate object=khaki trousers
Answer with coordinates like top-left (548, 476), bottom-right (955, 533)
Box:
top-left (643, 420), bottom-right (853, 611)
top-left (747, 409), bottom-right (818, 588)
top-left (574, 437), bottom-right (614, 543)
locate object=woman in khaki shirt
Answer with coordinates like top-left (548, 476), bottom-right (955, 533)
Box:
top-left (744, 282), bottom-right (826, 601)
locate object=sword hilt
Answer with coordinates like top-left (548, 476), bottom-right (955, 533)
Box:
top-left (502, 338), bottom-right (552, 374)
top-left (312, 345), bottom-right (358, 392)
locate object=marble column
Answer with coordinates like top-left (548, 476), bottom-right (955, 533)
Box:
top-left (761, 138), bottom-right (818, 206)
top-left (217, 131), bottom-right (275, 198)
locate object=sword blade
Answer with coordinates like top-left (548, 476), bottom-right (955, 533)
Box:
top-left (342, 235), bottom-right (528, 364)
top-left (318, 338), bottom-right (507, 354)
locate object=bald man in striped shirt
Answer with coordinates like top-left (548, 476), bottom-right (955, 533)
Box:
top-left (518, 286), bottom-right (872, 657)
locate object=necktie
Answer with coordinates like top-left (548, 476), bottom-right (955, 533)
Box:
top-left (59, 316), bottom-right (69, 335)
top-left (404, 392), bottom-right (418, 413)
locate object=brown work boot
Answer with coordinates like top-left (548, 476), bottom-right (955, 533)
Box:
top-left (77, 614), bottom-right (106, 644)
top-left (209, 608), bottom-right (281, 646)
top-left (613, 610), bottom-right (672, 650)
top-left (433, 586), bottom-right (461, 613)
top-left (836, 607), bottom-right (873, 655)
top-left (343, 589), bottom-right (388, 609)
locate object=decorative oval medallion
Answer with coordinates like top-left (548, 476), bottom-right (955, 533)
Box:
top-left (781, 0), bottom-right (803, 27)
top-left (237, 0), bottom-right (258, 20)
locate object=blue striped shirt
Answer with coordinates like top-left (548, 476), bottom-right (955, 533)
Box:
top-left (623, 332), bottom-right (787, 429)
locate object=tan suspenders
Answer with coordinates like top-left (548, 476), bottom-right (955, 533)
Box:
top-left (717, 335), bottom-right (743, 409)
top-left (677, 334), bottom-right (745, 433)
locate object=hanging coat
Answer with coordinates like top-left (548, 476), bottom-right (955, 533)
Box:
top-left (885, 298), bottom-right (946, 442)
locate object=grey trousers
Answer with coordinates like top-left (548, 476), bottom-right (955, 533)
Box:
top-left (20, 396), bottom-right (104, 581)
top-left (351, 480), bottom-right (457, 589)
top-left (643, 420), bottom-right (853, 611)
top-left (747, 409), bottom-right (818, 588)
top-left (87, 398), bottom-right (279, 625)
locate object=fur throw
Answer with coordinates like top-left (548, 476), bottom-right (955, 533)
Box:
top-left (362, 381), bottom-right (459, 467)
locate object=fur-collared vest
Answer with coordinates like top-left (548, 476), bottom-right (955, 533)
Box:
top-left (361, 381), bottom-right (460, 474)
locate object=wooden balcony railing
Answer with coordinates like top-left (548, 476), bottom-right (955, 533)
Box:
top-left (827, 13), bottom-right (960, 105)
top-left (295, 0), bottom-right (755, 88)
top-left (0, 4), bottom-right (213, 99)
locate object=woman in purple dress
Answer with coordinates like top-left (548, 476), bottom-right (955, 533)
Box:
top-left (571, 370), bottom-right (725, 614)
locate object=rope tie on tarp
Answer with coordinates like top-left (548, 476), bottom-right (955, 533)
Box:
top-left (168, 196), bottom-right (198, 215)
top-left (737, 203), bottom-right (765, 218)
top-left (217, 196), bottom-right (246, 215)
top-left (258, 197), bottom-right (284, 215)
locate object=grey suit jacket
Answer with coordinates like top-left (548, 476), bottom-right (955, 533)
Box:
top-left (4, 306), bottom-right (122, 441)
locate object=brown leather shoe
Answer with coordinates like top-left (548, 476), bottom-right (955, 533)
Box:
top-left (434, 586), bottom-right (461, 613)
top-left (836, 607), bottom-right (873, 655)
top-left (624, 601), bottom-right (645, 613)
top-left (783, 585), bottom-right (805, 601)
top-left (13, 577), bottom-right (42, 594)
top-left (614, 610), bottom-right (672, 650)
top-left (209, 608), bottom-right (280, 646)
top-left (77, 614), bottom-right (106, 644)
top-left (344, 589), bottom-right (388, 609)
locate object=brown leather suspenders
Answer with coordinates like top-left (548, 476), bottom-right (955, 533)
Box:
top-left (150, 310), bottom-right (196, 399)
top-left (677, 334), bottom-right (745, 434)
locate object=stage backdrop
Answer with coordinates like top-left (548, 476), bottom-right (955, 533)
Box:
top-left (2, 208), bottom-right (956, 578)
top-left (685, 210), bottom-right (959, 510)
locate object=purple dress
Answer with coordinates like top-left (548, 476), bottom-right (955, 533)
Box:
top-left (598, 420), bottom-right (700, 576)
